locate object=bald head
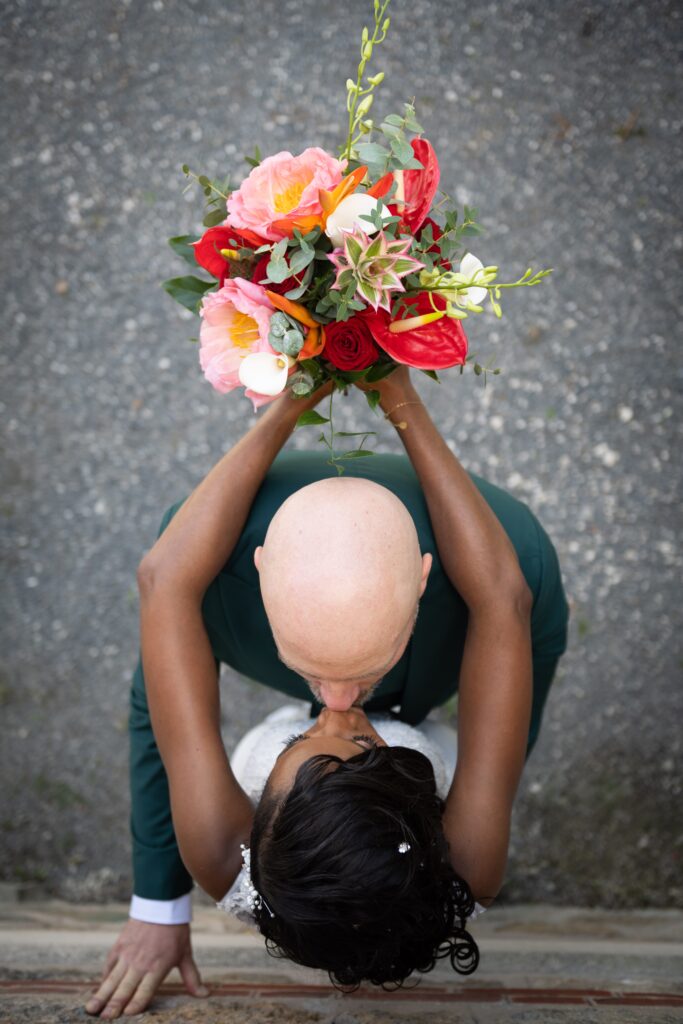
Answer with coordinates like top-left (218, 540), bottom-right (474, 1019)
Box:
top-left (255, 477), bottom-right (431, 700)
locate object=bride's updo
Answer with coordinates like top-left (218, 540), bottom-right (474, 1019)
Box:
top-left (249, 744), bottom-right (480, 990)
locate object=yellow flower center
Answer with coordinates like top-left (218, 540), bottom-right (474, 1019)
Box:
top-left (272, 176), bottom-right (312, 214)
top-left (229, 311), bottom-right (260, 349)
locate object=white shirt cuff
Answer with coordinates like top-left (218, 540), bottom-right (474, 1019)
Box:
top-left (129, 892), bottom-right (193, 925)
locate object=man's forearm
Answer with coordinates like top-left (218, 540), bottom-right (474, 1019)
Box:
top-left (380, 382), bottom-right (529, 610)
top-left (141, 391), bottom-right (324, 596)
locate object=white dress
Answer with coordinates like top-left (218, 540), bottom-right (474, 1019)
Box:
top-left (219, 702), bottom-right (485, 922)
top-left (229, 702), bottom-right (459, 801)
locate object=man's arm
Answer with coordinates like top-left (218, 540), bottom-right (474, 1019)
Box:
top-left (87, 387), bottom-right (329, 1019)
top-left (365, 368), bottom-right (532, 903)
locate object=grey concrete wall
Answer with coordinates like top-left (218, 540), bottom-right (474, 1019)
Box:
top-left (0, 0), bottom-right (681, 907)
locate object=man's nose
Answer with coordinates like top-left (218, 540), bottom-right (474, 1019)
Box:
top-left (319, 682), bottom-right (361, 711)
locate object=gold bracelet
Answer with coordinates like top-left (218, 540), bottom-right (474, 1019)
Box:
top-left (384, 400), bottom-right (423, 430)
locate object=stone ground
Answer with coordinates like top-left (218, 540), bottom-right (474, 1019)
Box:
top-left (0, 0), bottom-right (682, 912)
top-left (1, 899), bottom-right (683, 1023)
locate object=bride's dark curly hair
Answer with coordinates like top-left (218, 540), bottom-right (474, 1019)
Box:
top-left (249, 744), bottom-right (480, 990)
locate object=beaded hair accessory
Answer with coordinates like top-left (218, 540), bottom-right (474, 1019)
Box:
top-left (216, 843), bottom-right (274, 924)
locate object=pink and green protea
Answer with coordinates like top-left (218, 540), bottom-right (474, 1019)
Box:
top-left (328, 227), bottom-right (425, 312)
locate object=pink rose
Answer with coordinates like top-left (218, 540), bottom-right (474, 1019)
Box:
top-left (226, 147), bottom-right (345, 242)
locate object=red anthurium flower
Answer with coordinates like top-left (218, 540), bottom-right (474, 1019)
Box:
top-left (361, 292), bottom-right (467, 370)
top-left (401, 138), bottom-right (440, 234)
top-left (192, 224), bottom-right (266, 279)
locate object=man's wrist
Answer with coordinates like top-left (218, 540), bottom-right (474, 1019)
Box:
top-left (129, 892), bottom-right (193, 926)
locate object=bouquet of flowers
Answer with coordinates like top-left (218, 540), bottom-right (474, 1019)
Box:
top-left (164, 0), bottom-right (550, 462)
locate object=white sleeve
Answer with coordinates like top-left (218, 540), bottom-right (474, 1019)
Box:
top-left (129, 893), bottom-right (193, 925)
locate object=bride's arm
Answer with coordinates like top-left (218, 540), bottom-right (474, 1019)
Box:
top-left (365, 368), bottom-right (532, 904)
top-left (137, 387), bottom-right (330, 899)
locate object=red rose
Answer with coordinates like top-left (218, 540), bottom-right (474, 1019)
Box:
top-left (323, 315), bottom-right (380, 371)
top-left (362, 292), bottom-right (467, 370)
top-left (250, 253), bottom-right (298, 296)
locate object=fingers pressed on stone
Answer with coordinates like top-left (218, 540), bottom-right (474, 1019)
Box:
top-left (122, 969), bottom-right (166, 1016)
top-left (86, 959), bottom-right (128, 1013)
top-left (100, 966), bottom-right (141, 1019)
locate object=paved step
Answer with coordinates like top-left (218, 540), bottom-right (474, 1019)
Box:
top-left (1, 902), bottom-right (682, 1022)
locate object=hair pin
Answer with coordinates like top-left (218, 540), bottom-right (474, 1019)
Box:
top-left (398, 841), bottom-right (411, 854)
top-left (240, 843), bottom-right (275, 918)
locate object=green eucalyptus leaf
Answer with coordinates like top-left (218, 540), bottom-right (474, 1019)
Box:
top-left (356, 142), bottom-right (390, 166)
top-left (281, 329), bottom-right (304, 356)
top-left (288, 247), bottom-right (316, 275)
top-left (269, 312), bottom-right (289, 338)
top-left (338, 450), bottom-right (375, 459)
top-left (266, 256), bottom-right (290, 284)
top-left (390, 136), bottom-right (415, 165)
top-left (288, 369), bottom-right (315, 396)
top-left (398, 156), bottom-right (424, 170)
top-left (284, 281), bottom-right (308, 300)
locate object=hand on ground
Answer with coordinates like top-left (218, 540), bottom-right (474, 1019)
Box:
top-left (85, 919), bottom-right (208, 1018)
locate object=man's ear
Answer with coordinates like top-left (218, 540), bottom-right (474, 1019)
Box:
top-left (419, 552), bottom-right (432, 597)
top-left (254, 545), bottom-right (263, 572)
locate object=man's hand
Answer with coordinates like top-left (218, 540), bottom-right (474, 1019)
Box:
top-left (85, 919), bottom-right (208, 1019)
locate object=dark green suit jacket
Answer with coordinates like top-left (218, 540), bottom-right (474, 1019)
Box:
top-left (130, 452), bottom-right (568, 899)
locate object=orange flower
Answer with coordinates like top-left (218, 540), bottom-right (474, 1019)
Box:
top-left (271, 165), bottom-right (369, 238)
top-left (299, 324), bottom-right (326, 359)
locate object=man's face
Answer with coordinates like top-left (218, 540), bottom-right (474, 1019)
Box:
top-left (275, 601), bottom-right (420, 711)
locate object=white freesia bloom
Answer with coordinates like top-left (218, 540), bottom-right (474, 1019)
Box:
top-left (325, 193), bottom-right (391, 248)
top-left (238, 352), bottom-right (295, 395)
top-left (459, 252), bottom-right (488, 306)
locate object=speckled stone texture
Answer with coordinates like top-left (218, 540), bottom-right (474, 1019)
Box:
top-left (0, 0), bottom-right (681, 907)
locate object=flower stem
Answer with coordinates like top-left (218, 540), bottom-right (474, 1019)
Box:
top-left (343, 0), bottom-right (392, 162)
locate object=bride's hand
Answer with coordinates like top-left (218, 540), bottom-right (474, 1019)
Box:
top-left (85, 919), bottom-right (208, 1018)
top-left (355, 365), bottom-right (419, 411)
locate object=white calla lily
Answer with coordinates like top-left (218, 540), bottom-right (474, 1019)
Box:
top-left (238, 352), bottom-right (295, 396)
top-left (459, 252), bottom-right (488, 306)
top-left (325, 192), bottom-right (391, 248)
